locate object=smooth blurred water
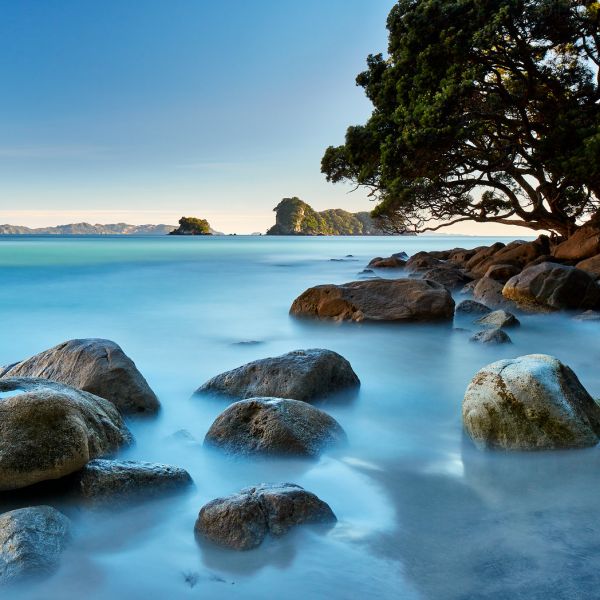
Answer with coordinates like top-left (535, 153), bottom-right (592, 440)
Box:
top-left (1, 235), bottom-right (599, 600)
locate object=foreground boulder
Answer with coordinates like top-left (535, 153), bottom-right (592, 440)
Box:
top-left (290, 279), bottom-right (454, 322)
top-left (204, 398), bottom-right (346, 458)
top-left (463, 354), bottom-right (600, 450)
top-left (475, 309), bottom-right (520, 329)
top-left (576, 254), bottom-right (600, 279)
top-left (195, 483), bottom-right (336, 550)
top-left (71, 459), bottom-right (192, 506)
top-left (196, 349), bottom-right (359, 403)
top-left (0, 506), bottom-right (71, 585)
top-left (1, 339), bottom-right (159, 415)
top-left (0, 378), bottom-right (132, 491)
top-left (502, 262), bottom-right (600, 310)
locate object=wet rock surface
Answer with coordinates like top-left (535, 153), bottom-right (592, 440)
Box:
top-left (475, 309), bottom-right (520, 329)
top-left (196, 349), bottom-right (360, 403)
top-left (195, 483), bottom-right (336, 550)
top-left (463, 354), bottom-right (600, 450)
top-left (469, 329), bottom-right (512, 344)
top-left (204, 397), bottom-right (347, 458)
top-left (455, 300), bottom-right (492, 315)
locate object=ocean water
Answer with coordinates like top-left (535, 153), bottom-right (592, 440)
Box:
top-left (1, 235), bottom-right (599, 600)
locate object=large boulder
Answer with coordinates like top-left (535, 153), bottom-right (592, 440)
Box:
top-left (475, 309), bottom-right (520, 329)
top-left (71, 459), bottom-right (193, 506)
top-left (0, 378), bottom-right (132, 491)
top-left (552, 225), bottom-right (600, 261)
top-left (196, 349), bottom-right (359, 403)
top-left (484, 263), bottom-right (521, 283)
top-left (419, 267), bottom-right (473, 290)
top-left (1, 339), bottom-right (159, 415)
top-left (405, 252), bottom-right (444, 273)
top-left (455, 299), bottom-right (492, 315)
top-left (463, 354), bottom-right (600, 450)
top-left (472, 277), bottom-right (507, 308)
top-left (465, 242), bottom-right (506, 272)
top-left (502, 262), bottom-right (600, 310)
top-left (367, 256), bottom-right (406, 268)
top-left (470, 237), bottom-right (550, 277)
top-left (290, 279), bottom-right (455, 322)
top-left (576, 254), bottom-right (600, 279)
top-left (195, 483), bottom-right (336, 550)
top-left (204, 397), bottom-right (346, 458)
top-left (0, 506), bottom-right (71, 585)
top-left (469, 329), bottom-right (512, 344)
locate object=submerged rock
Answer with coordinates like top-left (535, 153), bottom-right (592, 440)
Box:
top-left (0, 378), bottom-right (132, 491)
top-left (469, 329), bottom-right (512, 344)
top-left (475, 309), bottom-right (520, 329)
top-left (290, 279), bottom-right (454, 322)
top-left (463, 354), bottom-right (600, 450)
top-left (1, 338), bottom-right (159, 415)
top-left (455, 300), bottom-right (492, 315)
top-left (573, 310), bottom-right (600, 321)
top-left (195, 483), bottom-right (336, 550)
top-left (204, 397), bottom-right (346, 458)
top-left (196, 349), bottom-right (359, 403)
top-left (502, 262), bottom-right (600, 310)
top-left (71, 459), bottom-right (192, 506)
top-left (0, 506), bottom-right (71, 585)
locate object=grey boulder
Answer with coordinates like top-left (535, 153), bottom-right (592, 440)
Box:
top-left (196, 349), bottom-right (359, 403)
top-left (204, 397), bottom-right (346, 458)
top-left (71, 459), bottom-right (193, 506)
top-left (0, 378), bottom-right (132, 491)
top-left (475, 309), bottom-right (520, 328)
top-left (463, 354), bottom-right (600, 450)
top-left (195, 483), bottom-right (336, 550)
top-left (1, 338), bottom-right (159, 415)
top-left (0, 506), bottom-right (71, 585)
top-left (455, 300), bottom-right (492, 315)
top-left (469, 329), bottom-right (512, 344)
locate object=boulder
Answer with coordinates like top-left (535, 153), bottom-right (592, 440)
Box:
top-left (419, 267), bottom-right (473, 290)
top-left (392, 251), bottom-right (409, 260)
top-left (469, 329), bottom-right (512, 344)
top-left (465, 242), bottom-right (506, 272)
top-left (460, 279), bottom-right (479, 295)
top-left (502, 262), bottom-right (600, 310)
top-left (204, 397), bottom-right (346, 458)
top-left (552, 225), bottom-right (600, 261)
top-left (290, 279), bottom-right (455, 322)
top-left (405, 252), bottom-right (444, 273)
top-left (367, 256), bottom-right (406, 268)
top-left (1, 339), bottom-right (159, 415)
top-left (0, 506), bottom-right (71, 585)
top-left (484, 263), bottom-right (521, 283)
top-left (472, 277), bottom-right (507, 308)
top-left (463, 354), bottom-right (600, 450)
top-left (71, 459), bottom-right (193, 506)
top-left (446, 247), bottom-right (481, 267)
top-left (196, 349), bottom-right (359, 403)
top-left (475, 309), bottom-right (520, 328)
top-left (194, 483), bottom-right (336, 551)
top-left (455, 300), bottom-right (492, 315)
top-left (470, 238), bottom-right (550, 277)
top-left (0, 378), bottom-right (132, 491)
top-left (576, 254), bottom-right (600, 279)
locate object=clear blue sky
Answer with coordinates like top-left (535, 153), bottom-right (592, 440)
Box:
top-left (0, 0), bottom-right (398, 232)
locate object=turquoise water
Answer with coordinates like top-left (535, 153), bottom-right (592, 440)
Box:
top-left (1, 235), bottom-right (599, 600)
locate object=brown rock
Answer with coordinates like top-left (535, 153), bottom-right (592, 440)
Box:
top-left (472, 277), bottom-right (507, 308)
top-left (484, 263), bottom-right (521, 283)
top-left (465, 242), bottom-right (506, 271)
top-left (419, 267), bottom-right (473, 290)
top-left (290, 279), bottom-right (455, 322)
top-left (367, 256), bottom-right (406, 268)
top-left (470, 237), bottom-right (550, 277)
top-left (552, 225), bottom-right (600, 261)
top-left (576, 254), bottom-right (600, 279)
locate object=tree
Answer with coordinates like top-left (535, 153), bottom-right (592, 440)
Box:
top-left (169, 216), bottom-right (211, 235)
top-left (321, 0), bottom-right (600, 237)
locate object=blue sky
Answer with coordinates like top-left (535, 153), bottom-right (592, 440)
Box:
top-left (0, 0), bottom-right (531, 234)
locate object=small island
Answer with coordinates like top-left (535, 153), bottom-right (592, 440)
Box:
top-left (266, 197), bottom-right (396, 236)
top-left (169, 217), bottom-right (212, 236)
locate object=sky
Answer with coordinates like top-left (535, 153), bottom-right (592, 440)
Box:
top-left (0, 0), bottom-right (532, 235)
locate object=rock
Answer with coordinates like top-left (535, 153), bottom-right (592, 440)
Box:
top-left (405, 252), bottom-right (444, 273)
top-left (0, 506), bottom-right (71, 585)
top-left (472, 277), bottom-right (507, 307)
top-left (576, 254), bottom-right (600, 279)
top-left (290, 279), bottom-right (455, 322)
top-left (465, 242), bottom-right (506, 272)
top-left (502, 262), bottom-right (600, 310)
top-left (573, 310), bottom-right (600, 321)
top-left (0, 378), bottom-right (132, 491)
top-left (204, 397), bottom-right (346, 458)
top-left (1, 339), bottom-right (159, 415)
top-left (420, 266), bottom-right (473, 290)
top-left (194, 483), bottom-right (336, 550)
top-left (196, 349), bottom-right (359, 403)
top-left (392, 251), bottom-right (409, 260)
top-left (552, 225), bottom-right (600, 261)
top-left (455, 300), bottom-right (492, 315)
top-left (475, 309), bottom-right (520, 328)
top-left (470, 237), bottom-right (550, 277)
top-left (469, 329), bottom-right (512, 344)
top-left (460, 279), bottom-right (479, 295)
top-left (484, 263), bottom-right (521, 283)
top-left (367, 256), bottom-right (406, 268)
top-left (463, 354), bottom-right (600, 450)
top-left (71, 459), bottom-right (192, 506)
top-left (446, 247), bottom-right (480, 267)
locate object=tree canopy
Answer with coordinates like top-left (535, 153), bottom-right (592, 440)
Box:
top-left (169, 216), bottom-right (211, 235)
top-left (321, 0), bottom-right (600, 237)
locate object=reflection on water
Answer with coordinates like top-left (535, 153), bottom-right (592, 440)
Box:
top-left (0, 235), bottom-right (599, 599)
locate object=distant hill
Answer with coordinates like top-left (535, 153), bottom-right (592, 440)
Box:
top-left (266, 197), bottom-right (396, 236)
top-left (0, 222), bottom-right (177, 235)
